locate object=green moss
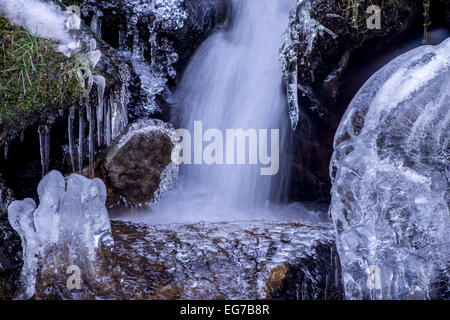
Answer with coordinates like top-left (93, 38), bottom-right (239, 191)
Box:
top-left (0, 17), bottom-right (83, 132)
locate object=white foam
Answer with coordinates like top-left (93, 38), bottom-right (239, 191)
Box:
top-left (0, 0), bottom-right (72, 44)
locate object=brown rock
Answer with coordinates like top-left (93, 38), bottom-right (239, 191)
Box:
top-left (102, 119), bottom-right (177, 207)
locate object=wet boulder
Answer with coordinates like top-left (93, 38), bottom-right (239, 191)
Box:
top-left (101, 119), bottom-right (178, 207)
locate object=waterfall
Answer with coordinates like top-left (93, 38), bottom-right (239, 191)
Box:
top-left (110, 0), bottom-right (325, 224)
top-left (175, 0), bottom-right (293, 208)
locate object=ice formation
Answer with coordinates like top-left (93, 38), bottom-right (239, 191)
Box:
top-left (38, 125), bottom-right (51, 177)
top-left (281, 0), bottom-right (336, 130)
top-left (84, 0), bottom-right (187, 116)
top-left (330, 38), bottom-right (450, 299)
top-left (8, 171), bottom-right (117, 299)
top-left (111, 220), bottom-right (342, 299)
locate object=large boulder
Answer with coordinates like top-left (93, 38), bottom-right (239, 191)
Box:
top-left (0, 215), bottom-right (22, 300)
top-left (330, 39), bottom-right (450, 299)
top-left (101, 119), bottom-right (178, 207)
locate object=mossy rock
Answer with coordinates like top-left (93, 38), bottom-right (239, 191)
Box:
top-left (0, 17), bottom-right (83, 136)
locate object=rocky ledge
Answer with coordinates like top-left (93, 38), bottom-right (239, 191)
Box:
top-left (111, 220), bottom-right (343, 300)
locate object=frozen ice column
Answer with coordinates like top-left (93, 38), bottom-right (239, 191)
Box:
top-left (329, 38), bottom-right (450, 300)
top-left (8, 171), bottom-right (120, 300)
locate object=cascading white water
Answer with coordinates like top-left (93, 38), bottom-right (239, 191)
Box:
top-left (111, 0), bottom-right (330, 224)
top-left (175, 0), bottom-right (293, 207)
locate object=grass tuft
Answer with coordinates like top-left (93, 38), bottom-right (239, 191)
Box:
top-left (0, 17), bottom-right (83, 132)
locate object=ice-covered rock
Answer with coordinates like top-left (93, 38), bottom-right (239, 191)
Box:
top-left (330, 38), bottom-right (450, 299)
top-left (111, 220), bottom-right (343, 299)
top-left (8, 171), bottom-right (120, 300)
top-left (80, 0), bottom-right (187, 116)
top-left (102, 119), bottom-right (178, 207)
top-left (80, 0), bottom-right (226, 118)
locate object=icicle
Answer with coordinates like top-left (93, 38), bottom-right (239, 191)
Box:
top-left (93, 75), bottom-right (106, 146)
top-left (88, 40), bottom-right (101, 69)
top-left (105, 100), bottom-right (112, 146)
top-left (78, 107), bottom-right (85, 174)
top-left (38, 126), bottom-right (50, 177)
top-left (90, 11), bottom-right (102, 38)
top-left (68, 108), bottom-right (76, 172)
top-left (111, 99), bottom-right (118, 141)
top-left (86, 102), bottom-right (94, 178)
top-left (132, 27), bottom-right (140, 59)
top-left (4, 141), bottom-right (8, 160)
top-left (118, 25), bottom-right (125, 49)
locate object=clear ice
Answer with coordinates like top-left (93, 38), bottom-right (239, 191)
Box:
top-left (330, 38), bottom-right (450, 299)
top-left (8, 171), bottom-right (115, 300)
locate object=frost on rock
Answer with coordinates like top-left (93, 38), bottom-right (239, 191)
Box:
top-left (104, 119), bottom-right (179, 207)
top-left (8, 171), bottom-right (120, 300)
top-left (83, 0), bottom-right (187, 117)
top-left (330, 38), bottom-right (450, 300)
top-left (281, 0), bottom-right (336, 130)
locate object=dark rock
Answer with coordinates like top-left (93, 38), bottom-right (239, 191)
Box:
top-left (0, 215), bottom-right (22, 300)
top-left (0, 176), bottom-right (20, 300)
top-left (0, 176), bottom-right (20, 301)
top-left (288, 0), bottom-right (450, 201)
